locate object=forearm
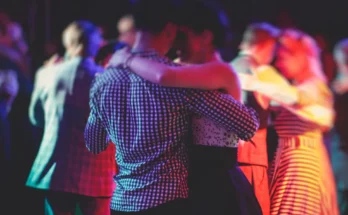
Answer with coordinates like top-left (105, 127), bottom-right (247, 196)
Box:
top-left (186, 90), bottom-right (259, 140)
top-left (295, 91), bottom-right (334, 129)
top-left (272, 81), bottom-right (335, 129)
top-left (252, 82), bottom-right (299, 105)
top-left (84, 116), bottom-right (109, 154)
top-left (287, 103), bottom-right (335, 130)
top-left (206, 95), bottom-right (259, 140)
top-left (28, 90), bottom-right (45, 127)
top-left (227, 103), bottom-right (260, 140)
top-left (128, 56), bottom-right (230, 90)
top-left (127, 55), bottom-right (170, 84)
top-left (311, 106), bottom-right (334, 129)
top-left (158, 63), bottom-right (230, 90)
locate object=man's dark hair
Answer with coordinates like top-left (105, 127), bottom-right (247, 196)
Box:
top-left (130, 0), bottom-right (185, 34)
top-left (182, 0), bottom-right (232, 50)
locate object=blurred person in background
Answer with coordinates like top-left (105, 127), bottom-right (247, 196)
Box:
top-left (231, 22), bottom-right (280, 215)
top-left (330, 38), bottom-right (348, 215)
top-left (268, 29), bottom-right (338, 215)
top-left (0, 57), bottom-right (19, 213)
top-left (0, 12), bottom-right (38, 214)
top-left (0, 58), bottom-right (19, 175)
top-left (26, 20), bottom-right (116, 215)
top-left (0, 14), bottom-right (30, 78)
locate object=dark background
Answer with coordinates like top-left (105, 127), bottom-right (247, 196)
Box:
top-left (0, 0), bottom-right (347, 75)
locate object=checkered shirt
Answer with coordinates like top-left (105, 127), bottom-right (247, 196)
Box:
top-left (26, 57), bottom-right (116, 197)
top-left (84, 50), bottom-right (259, 212)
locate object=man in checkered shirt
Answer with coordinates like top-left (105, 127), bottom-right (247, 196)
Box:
top-left (85, 0), bottom-right (259, 214)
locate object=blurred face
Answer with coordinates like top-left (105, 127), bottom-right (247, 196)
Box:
top-left (62, 26), bottom-right (79, 56)
top-left (63, 26), bottom-right (102, 58)
top-left (254, 40), bottom-right (277, 65)
top-left (334, 50), bottom-right (348, 74)
top-left (118, 17), bottom-right (136, 46)
top-left (275, 39), bottom-right (307, 79)
top-left (177, 28), bottom-right (212, 64)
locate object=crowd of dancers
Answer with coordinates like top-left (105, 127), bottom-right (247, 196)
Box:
top-left (1, 0), bottom-right (348, 214)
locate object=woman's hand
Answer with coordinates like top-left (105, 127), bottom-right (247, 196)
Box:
top-left (107, 47), bottom-right (131, 67)
top-left (332, 77), bottom-right (348, 95)
top-left (44, 54), bottom-right (63, 67)
top-left (237, 73), bottom-right (258, 91)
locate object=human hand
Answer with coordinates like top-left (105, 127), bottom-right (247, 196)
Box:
top-left (238, 73), bottom-right (258, 91)
top-left (332, 78), bottom-right (348, 95)
top-left (44, 54), bottom-right (63, 67)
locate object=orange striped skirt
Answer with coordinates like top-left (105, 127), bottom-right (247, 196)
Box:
top-left (269, 136), bottom-right (339, 215)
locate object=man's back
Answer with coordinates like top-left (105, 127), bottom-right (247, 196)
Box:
top-left (86, 50), bottom-right (260, 212)
top-left (86, 51), bottom-right (191, 211)
top-left (27, 57), bottom-right (115, 197)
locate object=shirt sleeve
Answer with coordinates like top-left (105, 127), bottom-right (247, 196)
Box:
top-left (183, 89), bottom-right (260, 140)
top-left (84, 80), bottom-right (110, 154)
top-left (28, 69), bottom-right (45, 127)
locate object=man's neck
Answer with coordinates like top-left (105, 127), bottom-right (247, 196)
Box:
top-left (132, 31), bottom-right (165, 55)
top-left (209, 51), bottom-right (223, 63)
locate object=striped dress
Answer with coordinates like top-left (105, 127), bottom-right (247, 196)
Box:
top-left (269, 79), bottom-right (339, 215)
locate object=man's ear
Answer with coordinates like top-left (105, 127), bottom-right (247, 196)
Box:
top-left (201, 30), bottom-right (213, 46)
top-left (163, 22), bottom-right (178, 43)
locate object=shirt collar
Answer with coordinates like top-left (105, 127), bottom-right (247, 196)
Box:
top-left (131, 49), bottom-right (159, 57)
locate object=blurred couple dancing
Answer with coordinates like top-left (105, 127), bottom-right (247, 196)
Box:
top-left (86, 1), bottom-right (338, 215)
